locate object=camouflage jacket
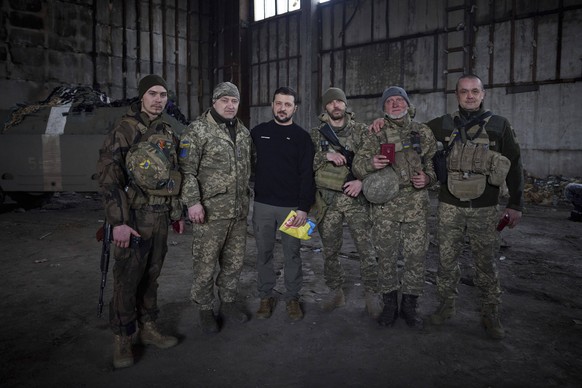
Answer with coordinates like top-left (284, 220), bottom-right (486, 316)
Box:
top-left (353, 114), bottom-right (437, 185)
top-left (178, 109), bottom-right (252, 221)
top-left (96, 103), bottom-right (182, 226)
top-left (352, 113), bottom-right (437, 221)
top-left (311, 111), bottom-right (368, 187)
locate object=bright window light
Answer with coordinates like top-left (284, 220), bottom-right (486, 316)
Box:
top-left (254, 0), bottom-right (301, 21)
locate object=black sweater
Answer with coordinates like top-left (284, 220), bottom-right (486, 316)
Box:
top-left (251, 120), bottom-right (315, 212)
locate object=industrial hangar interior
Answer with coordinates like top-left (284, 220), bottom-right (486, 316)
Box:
top-left (0, 1), bottom-right (581, 387)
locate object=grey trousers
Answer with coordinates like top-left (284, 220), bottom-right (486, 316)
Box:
top-left (252, 201), bottom-right (303, 300)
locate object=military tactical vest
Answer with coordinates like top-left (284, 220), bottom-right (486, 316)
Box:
top-left (314, 124), bottom-right (353, 192)
top-left (445, 112), bottom-right (511, 201)
top-left (379, 121), bottom-right (423, 187)
top-left (122, 117), bottom-right (181, 207)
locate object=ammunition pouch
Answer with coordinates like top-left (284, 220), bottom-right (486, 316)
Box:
top-left (447, 141), bottom-right (489, 174)
top-left (447, 171), bottom-right (487, 201)
top-left (487, 151), bottom-right (511, 187)
top-left (394, 147), bottom-right (423, 186)
top-left (446, 140), bottom-right (489, 200)
top-left (315, 163), bottom-right (349, 192)
top-left (144, 169), bottom-right (182, 196)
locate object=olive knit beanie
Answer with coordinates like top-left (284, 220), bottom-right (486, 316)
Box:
top-left (322, 87), bottom-right (347, 108)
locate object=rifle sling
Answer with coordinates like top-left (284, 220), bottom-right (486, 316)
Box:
top-left (448, 111), bottom-right (493, 151)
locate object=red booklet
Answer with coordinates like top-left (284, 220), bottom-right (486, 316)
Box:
top-left (380, 143), bottom-right (395, 164)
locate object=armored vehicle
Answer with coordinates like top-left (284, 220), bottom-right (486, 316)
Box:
top-left (0, 87), bottom-right (187, 206)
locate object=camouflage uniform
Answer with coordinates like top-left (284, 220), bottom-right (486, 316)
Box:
top-left (311, 112), bottom-right (378, 293)
top-left (427, 107), bottom-right (524, 306)
top-left (179, 109), bottom-right (251, 310)
top-left (96, 103), bottom-right (182, 336)
top-left (353, 114), bottom-right (437, 296)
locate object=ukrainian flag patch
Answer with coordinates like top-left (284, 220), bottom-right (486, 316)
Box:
top-left (179, 139), bottom-right (190, 158)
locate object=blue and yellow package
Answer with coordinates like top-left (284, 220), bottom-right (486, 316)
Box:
top-left (278, 210), bottom-right (316, 240)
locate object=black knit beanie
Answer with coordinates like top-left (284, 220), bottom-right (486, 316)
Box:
top-left (138, 74), bottom-right (168, 99)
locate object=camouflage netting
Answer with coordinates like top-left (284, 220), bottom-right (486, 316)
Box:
top-left (2, 86), bottom-right (189, 133)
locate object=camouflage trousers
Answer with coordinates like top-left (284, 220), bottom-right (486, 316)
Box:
top-left (317, 191), bottom-right (378, 292)
top-left (371, 209), bottom-right (428, 296)
top-left (109, 209), bottom-right (170, 336)
top-left (436, 202), bottom-right (502, 305)
top-left (190, 217), bottom-right (247, 310)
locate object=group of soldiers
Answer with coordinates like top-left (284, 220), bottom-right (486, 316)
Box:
top-left (96, 73), bottom-right (524, 369)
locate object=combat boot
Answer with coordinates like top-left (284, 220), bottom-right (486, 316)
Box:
top-left (481, 304), bottom-right (505, 340)
top-left (256, 297), bottom-right (276, 319)
top-left (113, 334), bottom-right (133, 369)
top-left (139, 321), bottom-right (178, 349)
top-left (321, 288), bottom-right (346, 312)
top-left (220, 302), bottom-right (249, 323)
top-left (286, 298), bottom-right (304, 321)
top-left (377, 290), bottom-right (398, 326)
top-left (199, 309), bottom-right (219, 334)
top-left (400, 294), bottom-right (423, 329)
top-left (429, 299), bottom-right (456, 325)
top-left (364, 291), bottom-right (383, 319)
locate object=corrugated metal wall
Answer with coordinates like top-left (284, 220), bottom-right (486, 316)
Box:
top-left (245, 0), bottom-right (582, 176)
top-left (1, 0), bottom-right (580, 176)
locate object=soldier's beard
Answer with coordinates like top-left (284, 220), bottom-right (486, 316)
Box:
top-left (386, 110), bottom-right (407, 120)
top-left (327, 109), bottom-right (345, 121)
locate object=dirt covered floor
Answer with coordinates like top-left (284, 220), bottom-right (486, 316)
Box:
top-left (0, 191), bottom-right (581, 387)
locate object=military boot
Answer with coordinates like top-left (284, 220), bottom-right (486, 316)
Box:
top-left (364, 291), bottom-right (383, 319)
top-left (113, 334), bottom-right (134, 369)
top-left (199, 309), bottom-right (219, 334)
top-left (400, 294), bottom-right (424, 329)
top-left (481, 304), bottom-right (505, 340)
top-left (429, 299), bottom-right (456, 325)
top-left (321, 288), bottom-right (346, 312)
top-left (377, 291), bottom-right (398, 326)
top-left (139, 321), bottom-right (178, 349)
top-left (220, 302), bottom-right (249, 323)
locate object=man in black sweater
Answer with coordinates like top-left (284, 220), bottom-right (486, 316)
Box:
top-left (251, 86), bottom-right (315, 321)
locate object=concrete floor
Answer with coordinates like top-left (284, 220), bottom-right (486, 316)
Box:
top-left (0, 191), bottom-right (581, 387)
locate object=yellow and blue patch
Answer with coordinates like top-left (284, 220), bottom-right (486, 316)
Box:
top-left (179, 139), bottom-right (190, 158)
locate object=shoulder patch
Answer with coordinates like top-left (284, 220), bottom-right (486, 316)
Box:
top-left (179, 139), bottom-right (190, 158)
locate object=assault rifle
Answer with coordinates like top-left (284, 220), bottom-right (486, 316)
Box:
top-left (96, 222), bottom-right (141, 317)
top-left (96, 222), bottom-right (113, 317)
top-left (319, 124), bottom-right (356, 180)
